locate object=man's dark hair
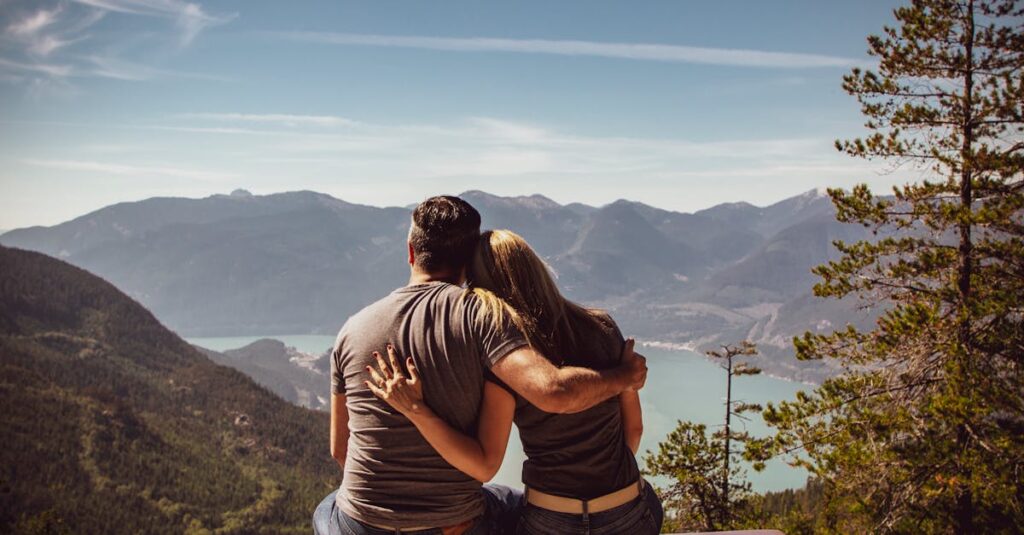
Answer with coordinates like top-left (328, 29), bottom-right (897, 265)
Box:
top-left (409, 195), bottom-right (481, 273)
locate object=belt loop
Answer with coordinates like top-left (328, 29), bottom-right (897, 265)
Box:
top-left (581, 499), bottom-right (590, 535)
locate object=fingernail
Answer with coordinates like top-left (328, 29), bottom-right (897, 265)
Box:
top-left (387, 343), bottom-right (394, 350)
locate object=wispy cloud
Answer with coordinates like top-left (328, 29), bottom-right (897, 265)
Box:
top-left (181, 113), bottom-right (359, 127)
top-left (28, 34), bottom-right (81, 56)
top-left (12, 113), bottom-right (912, 215)
top-left (14, 8), bottom-right (106, 58)
top-left (24, 158), bottom-right (238, 180)
top-left (144, 114), bottom-right (855, 180)
top-left (5, 6), bottom-right (84, 59)
top-left (7, 6), bottom-right (62, 37)
top-left (86, 55), bottom-right (230, 81)
top-left (0, 1), bottom-right (231, 96)
top-left (0, 57), bottom-right (73, 77)
top-left (68, 0), bottom-right (235, 45)
top-left (277, 32), bottom-right (863, 69)
top-left (0, 54), bottom-right (227, 82)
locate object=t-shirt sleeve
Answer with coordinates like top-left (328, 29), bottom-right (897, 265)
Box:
top-left (484, 368), bottom-right (516, 396)
top-left (468, 297), bottom-right (529, 369)
top-left (330, 330), bottom-right (346, 395)
top-left (597, 313), bottom-right (627, 365)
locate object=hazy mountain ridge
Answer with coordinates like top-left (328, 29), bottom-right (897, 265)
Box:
top-left (1, 188), bottom-right (873, 382)
top-left (0, 245), bottom-right (334, 533)
top-left (3, 192), bottom-right (412, 335)
top-left (197, 339), bottom-right (330, 411)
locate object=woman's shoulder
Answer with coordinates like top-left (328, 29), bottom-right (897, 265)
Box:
top-left (566, 308), bottom-right (624, 366)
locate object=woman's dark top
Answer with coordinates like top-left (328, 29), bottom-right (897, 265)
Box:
top-left (491, 314), bottom-right (641, 499)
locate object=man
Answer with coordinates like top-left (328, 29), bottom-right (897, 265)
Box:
top-left (314, 195), bottom-right (647, 535)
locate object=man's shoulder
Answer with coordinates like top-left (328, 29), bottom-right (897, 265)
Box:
top-left (335, 288), bottom-right (407, 348)
top-left (337, 283), bottom-right (471, 337)
top-left (338, 292), bottom-right (395, 332)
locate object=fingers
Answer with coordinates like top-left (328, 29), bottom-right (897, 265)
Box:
top-left (621, 338), bottom-right (636, 361)
top-left (365, 380), bottom-right (386, 398)
top-left (406, 357), bottom-right (420, 384)
top-left (634, 353), bottom-right (649, 390)
top-left (367, 365), bottom-right (385, 386)
top-left (374, 351), bottom-right (392, 380)
top-left (386, 344), bottom-right (403, 379)
top-left (619, 338), bottom-right (648, 391)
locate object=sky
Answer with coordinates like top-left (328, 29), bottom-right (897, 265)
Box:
top-left (0, 0), bottom-right (915, 230)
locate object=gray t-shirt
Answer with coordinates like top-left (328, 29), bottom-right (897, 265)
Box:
top-left (331, 282), bottom-right (527, 529)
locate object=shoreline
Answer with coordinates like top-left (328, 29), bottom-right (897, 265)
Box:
top-left (638, 339), bottom-right (817, 387)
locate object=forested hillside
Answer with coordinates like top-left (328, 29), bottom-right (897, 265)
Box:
top-left (0, 246), bottom-right (336, 534)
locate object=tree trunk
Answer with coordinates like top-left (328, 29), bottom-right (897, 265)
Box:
top-left (722, 354), bottom-right (732, 528)
top-left (954, 1), bottom-right (976, 532)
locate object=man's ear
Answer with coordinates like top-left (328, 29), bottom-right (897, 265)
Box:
top-left (407, 242), bottom-right (415, 267)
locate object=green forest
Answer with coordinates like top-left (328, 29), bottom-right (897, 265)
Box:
top-left (0, 245), bottom-right (337, 534)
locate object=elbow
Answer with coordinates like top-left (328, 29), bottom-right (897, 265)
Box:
top-left (472, 460), bottom-right (502, 483)
top-left (534, 384), bottom-right (576, 414)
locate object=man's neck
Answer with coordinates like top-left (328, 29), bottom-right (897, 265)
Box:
top-left (408, 267), bottom-right (461, 286)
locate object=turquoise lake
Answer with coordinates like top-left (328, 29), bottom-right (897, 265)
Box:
top-left (188, 334), bottom-right (811, 493)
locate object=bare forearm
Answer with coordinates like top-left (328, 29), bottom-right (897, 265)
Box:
top-left (407, 408), bottom-right (497, 482)
top-left (542, 365), bottom-right (628, 414)
top-left (330, 393), bottom-right (349, 476)
top-left (330, 442), bottom-right (348, 471)
top-left (620, 390), bottom-right (643, 454)
top-left (625, 428), bottom-right (642, 454)
top-left (494, 343), bottom-right (644, 415)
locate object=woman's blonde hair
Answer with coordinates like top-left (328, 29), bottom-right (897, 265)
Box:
top-left (467, 229), bottom-right (611, 363)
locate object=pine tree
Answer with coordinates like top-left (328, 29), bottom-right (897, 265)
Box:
top-left (645, 342), bottom-right (763, 531)
top-left (760, 1), bottom-right (1024, 532)
top-left (707, 341), bottom-right (764, 527)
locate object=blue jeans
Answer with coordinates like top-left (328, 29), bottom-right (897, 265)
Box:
top-left (515, 483), bottom-right (663, 535)
top-left (313, 484), bottom-right (523, 535)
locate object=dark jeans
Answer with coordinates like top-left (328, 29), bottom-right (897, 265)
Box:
top-left (313, 484), bottom-right (523, 535)
top-left (515, 483), bottom-right (663, 535)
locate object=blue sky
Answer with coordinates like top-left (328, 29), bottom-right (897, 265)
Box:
top-left (0, 0), bottom-right (911, 229)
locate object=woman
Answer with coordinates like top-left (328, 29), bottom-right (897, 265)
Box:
top-left (365, 229), bottom-right (663, 535)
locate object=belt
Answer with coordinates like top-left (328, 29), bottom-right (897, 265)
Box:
top-left (525, 480), bottom-right (645, 515)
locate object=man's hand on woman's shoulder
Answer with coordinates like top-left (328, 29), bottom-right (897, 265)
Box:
top-left (620, 338), bottom-right (648, 392)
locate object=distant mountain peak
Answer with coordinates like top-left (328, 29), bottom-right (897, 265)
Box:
top-left (715, 201), bottom-right (758, 210)
top-left (459, 190), bottom-right (562, 210)
top-left (230, 188), bottom-right (253, 198)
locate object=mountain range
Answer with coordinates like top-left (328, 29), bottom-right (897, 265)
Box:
top-left (0, 188), bottom-right (883, 382)
top-left (0, 245), bottom-right (335, 533)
